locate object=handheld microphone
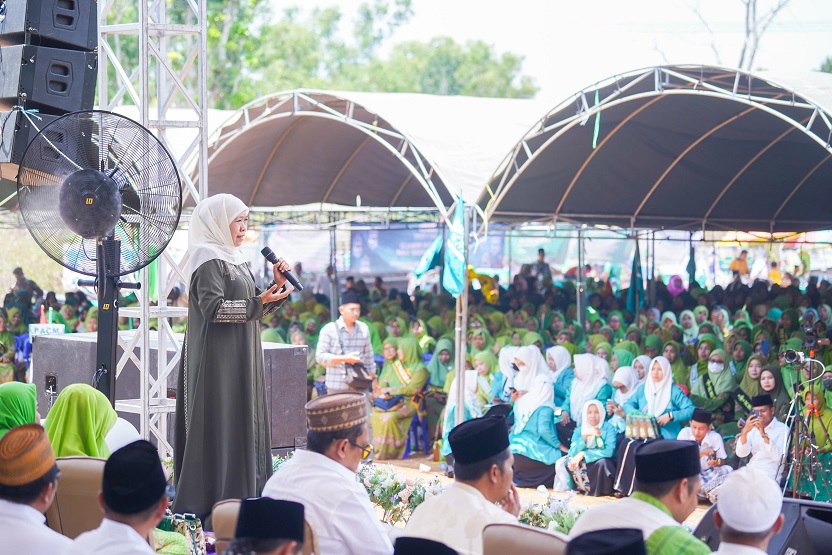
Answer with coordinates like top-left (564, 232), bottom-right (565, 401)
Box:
top-left (261, 247), bottom-right (304, 292)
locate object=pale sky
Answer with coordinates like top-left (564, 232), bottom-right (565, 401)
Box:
top-left (274, 0), bottom-right (832, 102)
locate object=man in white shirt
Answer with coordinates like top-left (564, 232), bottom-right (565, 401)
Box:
top-left (712, 467), bottom-right (784, 554)
top-left (677, 408), bottom-right (732, 502)
top-left (73, 440), bottom-right (169, 554)
top-left (569, 440), bottom-right (710, 555)
top-left (734, 394), bottom-right (787, 482)
top-left (263, 392), bottom-right (393, 555)
top-left (0, 424), bottom-right (74, 555)
top-left (405, 416), bottom-right (521, 555)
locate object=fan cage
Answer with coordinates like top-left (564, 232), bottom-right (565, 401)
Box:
top-left (17, 111), bottom-right (182, 277)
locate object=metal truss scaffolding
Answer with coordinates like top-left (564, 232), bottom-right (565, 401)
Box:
top-left (98, 0), bottom-right (208, 455)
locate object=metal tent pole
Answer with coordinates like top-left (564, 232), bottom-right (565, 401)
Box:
top-left (455, 206), bottom-right (471, 426)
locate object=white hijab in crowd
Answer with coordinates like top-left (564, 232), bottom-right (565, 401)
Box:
top-left (444, 370), bottom-right (481, 433)
top-left (612, 365), bottom-right (639, 406)
top-left (580, 399), bottom-right (605, 437)
top-left (569, 354), bottom-right (611, 423)
top-left (679, 309), bottom-right (699, 344)
top-left (498, 345), bottom-right (521, 391)
top-left (512, 346), bottom-right (555, 434)
top-left (644, 356), bottom-right (673, 417)
top-left (546, 345), bottom-right (572, 382)
top-left (512, 345), bottom-right (549, 392)
top-left (634, 355), bottom-right (652, 386)
top-left (187, 193), bottom-right (249, 277)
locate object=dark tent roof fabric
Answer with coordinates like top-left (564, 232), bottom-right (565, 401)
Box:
top-left (480, 65), bottom-right (832, 233)
top-left (203, 90), bottom-right (547, 215)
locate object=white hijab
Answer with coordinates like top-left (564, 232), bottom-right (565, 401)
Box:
top-left (546, 345), bottom-right (572, 382)
top-left (444, 370), bottom-right (481, 434)
top-left (612, 365), bottom-right (639, 405)
top-left (569, 354), bottom-right (610, 423)
top-left (187, 194), bottom-right (249, 276)
top-left (634, 355), bottom-right (652, 385)
top-left (644, 355), bottom-right (673, 417)
top-left (580, 399), bottom-right (605, 436)
top-left (498, 345), bottom-right (521, 389)
top-left (513, 373), bottom-right (555, 434)
top-left (513, 345), bottom-right (549, 392)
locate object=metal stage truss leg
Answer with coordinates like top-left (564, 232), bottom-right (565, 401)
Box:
top-left (98, 0), bottom-right (208, 457)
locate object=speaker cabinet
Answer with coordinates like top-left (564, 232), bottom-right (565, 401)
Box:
top-left (0, 109), bottom-right (60, 164)
top-left (0, 44), bottom-right (97, 114)
top-left (0, 0), bottom-right (98, 52)
top-left (31, 332), bottom-right (309, 452)
top-left (694, 497), bottom-right (832, 554)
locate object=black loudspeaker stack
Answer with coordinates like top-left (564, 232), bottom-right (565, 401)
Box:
top-left (0, 0), bottom-right (98, 166)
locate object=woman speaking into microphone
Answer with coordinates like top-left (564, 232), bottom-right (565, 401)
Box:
top-left (173, 193), bottom-right (293, 520)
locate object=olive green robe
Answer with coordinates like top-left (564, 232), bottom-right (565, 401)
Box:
top-left (173, 259), bottom-right (284, 520)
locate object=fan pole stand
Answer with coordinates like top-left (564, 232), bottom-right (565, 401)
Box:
top-left (78, 238), bottom-right (140, 406)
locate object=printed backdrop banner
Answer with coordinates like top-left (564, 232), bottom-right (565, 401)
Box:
top-left (351, 225), bottom-right (441, 273)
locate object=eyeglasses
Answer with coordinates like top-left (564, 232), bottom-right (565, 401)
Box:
top-left (349, 441), bottom-right (374, 460)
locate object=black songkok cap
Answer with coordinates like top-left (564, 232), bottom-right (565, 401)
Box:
top-left (567, 528), bottom-right (646, 555)
top-left (691, 408), bottom-right (713, 425)
top-left (235, 497), bottom-right (304, 543)
top-left (339, 292), bottom-right (362, 306)
top-left (635, 440), bottom-right (700, 483)
top-left (102, 440), bottom-right (166, 514)
top-left (448, 416), bottom-right (509, 465)
top-left (394, 537), bottom-right (458, 555)
top-left (751, 393), bottom-right (774, 407)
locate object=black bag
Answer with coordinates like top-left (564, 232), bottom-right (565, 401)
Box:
top-left (334, 325), bottom-right (374, 390)
top-left (345, 361), bottom-right (374, 390)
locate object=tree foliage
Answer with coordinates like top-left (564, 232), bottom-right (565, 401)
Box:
top-left (205, 1), bottom-right (537, 108)
top-left (821, 56), bottom-right (832, 73)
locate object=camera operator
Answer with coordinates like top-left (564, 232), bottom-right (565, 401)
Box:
top-left (734, 394), bottom-right (787, 482)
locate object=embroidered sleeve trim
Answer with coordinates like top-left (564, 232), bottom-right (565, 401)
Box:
top-left (216, 299), bottom-right (249, 323)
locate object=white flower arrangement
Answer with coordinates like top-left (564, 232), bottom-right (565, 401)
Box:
top-left (357, 463), bottom-right (446, 525)
top-left (518, 492), bottom-right (586, 534)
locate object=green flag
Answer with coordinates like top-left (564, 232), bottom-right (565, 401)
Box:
top-left (443, 199), bottom-right (465, 298)
top-left (414, 234), bottom-right (443, 278)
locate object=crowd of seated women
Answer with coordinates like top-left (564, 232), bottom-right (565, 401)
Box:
top-left (263, 268), bottom-right (832, 501)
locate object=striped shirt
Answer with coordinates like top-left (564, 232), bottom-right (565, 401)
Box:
top-left (316, 317), bottom-right (376, 392)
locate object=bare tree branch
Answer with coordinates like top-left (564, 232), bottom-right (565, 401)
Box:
top-left (738, 0), bottom-right (792, 70)
top-left (685, 0), bottom-right (723, 65)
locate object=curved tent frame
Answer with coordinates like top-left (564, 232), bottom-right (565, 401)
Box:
top-left (202, 90), bottom-right (451, 217)
top-left (480, 65), bottom-right (832, 233)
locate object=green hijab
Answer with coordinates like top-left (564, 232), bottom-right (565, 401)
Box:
top-left (663, 341), bottom-right (689, 387)
top-left (426, 315), bottom-right (447, 338)
top-left (427, 338), bottom-right (454, 388)
top-left (643, 334), bottom-right (664, 355)
top-left (705, 349), bottom-right (736, 395)
top-left (45, 384), bottom-right (117, 458)
top-left (473, 349), bottom-right (500, 375)
top-left (732, 340), bottom-right (752, 375)
top-left (261, 328), bottom-right (286, 344)
top-left (695, 335), bottom-right (718, 378)
top-left (0, 382), bottom-right (36, 438)
top-left (378, 338), bottom-right (398, 383)
top-left (521, 331), bottom-right (545, 350)
top-left (594, 341), bottom-right (614, 359)
top-left (617, 340), bottom-right (641, 359)
top-left (612, 348), bottom-right (635, 369)
top-left (739, 354), bottom-right (766, 398)
top-left (398, 336), bottom-right (425, 372)
top-left (6, 307), bottom-right (27, 336)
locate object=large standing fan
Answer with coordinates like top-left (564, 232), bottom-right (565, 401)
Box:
top-left (16, 110), bottom-right (182, 404)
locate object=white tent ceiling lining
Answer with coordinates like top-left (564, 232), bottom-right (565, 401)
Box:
top-left (479, 65), bottom-right (832, 233)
